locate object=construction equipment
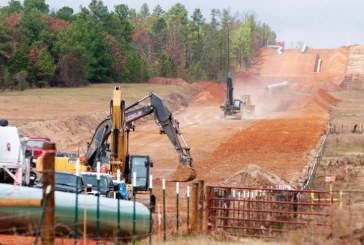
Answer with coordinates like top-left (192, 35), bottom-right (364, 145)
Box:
top-left (0, 119), bottom-right (36, 185)
top-left (240, 95), bottom-right (255, 113)
top-left (220, 72), bottom-right (255, 119)
top-left (84, 86), bottom-right (195, 191)
top-left (36, 152), bottom-right (90, 174)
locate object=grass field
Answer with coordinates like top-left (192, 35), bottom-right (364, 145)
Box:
top-left (0, 83), bottom-right (191, 126)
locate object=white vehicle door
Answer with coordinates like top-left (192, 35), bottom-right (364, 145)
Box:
top-left (0, 126), bottom-right (24, 168)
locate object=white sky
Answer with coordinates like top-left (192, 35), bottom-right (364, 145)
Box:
top-left (0, 0), bottom-right (363, 48)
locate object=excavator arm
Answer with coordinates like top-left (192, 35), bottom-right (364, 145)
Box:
top-left (85, 118), bottom-right (111, 170)
top-left (125, 93), bottom-right (193, 168)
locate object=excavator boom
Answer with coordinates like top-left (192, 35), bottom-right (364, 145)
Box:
top-left (125, 93), bottom-right (195, 181)
top-left (85, 88), bottom-right (196, 182)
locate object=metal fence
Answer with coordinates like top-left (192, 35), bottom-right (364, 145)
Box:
top-left (330, 123), bottom-right (363, 134)
top-left (304, 129), bottom-right (330, 189)
top-left (206, 186), bottom-right (333, 239)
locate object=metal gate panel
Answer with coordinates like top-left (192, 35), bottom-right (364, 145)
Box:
top-left (206, 186), bottom-right (333, 239)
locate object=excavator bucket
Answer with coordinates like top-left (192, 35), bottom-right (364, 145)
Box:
top-left (169, 164), bottom-right (197, 182)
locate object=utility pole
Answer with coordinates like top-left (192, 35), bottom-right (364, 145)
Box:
top-left (227, 21), bottom-right (230, 74)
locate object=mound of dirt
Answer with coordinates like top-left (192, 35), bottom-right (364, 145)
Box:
top-left (147, 77), bottom-right (189, 86)
top-left (311, 89), bottom-right (341, 111)
top-left (289, 81), bottom-right (342, 93)
top-left (220, 164), bottom-right (292, 188)
top-left (194, 81), bottom-right (226, 102)
top-left (19, 111), bottom-right (108, 153)
top-left (316, 81), bottom-right (342, 92)
top-left (290, 89), bottom-right (340, 113)
top-left (163, 87), bottom-right (202, 112)
top-left (316, 88), bottom-right (341, 105)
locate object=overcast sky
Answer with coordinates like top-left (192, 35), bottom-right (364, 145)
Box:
top-left (0, 0), bottom-right (363, 49)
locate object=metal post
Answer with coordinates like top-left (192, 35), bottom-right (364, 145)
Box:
top-left (163, 178), bottom-right (166, 241)
top-left (176, 182), bottom-right (179, 234)
top-left (187, 186), bottom-right (190, 232)
top-left (83, 189), bottom-right (87, 245)
top-left (133, 172), bottom-right (137, 245)
top-left (96, 161), bottom-right (100, 244)
top-left (117, 169), bottom-right (121, 244)
top-left (149, 174), bottom-right (153, 245)
top-left (74, 159), bottom-right (80, 244)
top-left (117, 190), bottom-right (121, 244)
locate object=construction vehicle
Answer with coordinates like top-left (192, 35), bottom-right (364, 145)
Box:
top-left (83, 86), bottom-right (195, 192)
top-left (220, 72), bottom-right (255, 119)
top-left (36, 152), bottom-right (90, 175)
top-left (0, 119), bottom-right (36, 185)
top-left (35, 87), bottom-right (195, 193)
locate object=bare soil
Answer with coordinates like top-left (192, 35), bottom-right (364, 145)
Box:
top-left (0, 47), bottom-right (353, 243)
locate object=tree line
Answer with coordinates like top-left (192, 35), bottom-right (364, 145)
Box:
top-left (0, 0), bottom-right (276, 89)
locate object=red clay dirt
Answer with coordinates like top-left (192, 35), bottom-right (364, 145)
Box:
top-left (0, 46), bottom-right (350, 243)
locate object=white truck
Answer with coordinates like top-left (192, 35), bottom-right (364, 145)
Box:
top-left (0, 119), bottom-right (33, 185)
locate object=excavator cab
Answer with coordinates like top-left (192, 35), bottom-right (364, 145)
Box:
top-left (129, 155), bottom-right (152, 192)
top-left (233, 99), bottom-right (241, 110)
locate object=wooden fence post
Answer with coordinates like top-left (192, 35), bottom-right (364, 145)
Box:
top-left (190, 181), bottom-right (199, 233)
top-left (205, 186), bottom-right (211, 233)
top-left (198, 180), bottom-right (204, 233)
top-left (42, 143), bottom-right (55, 245)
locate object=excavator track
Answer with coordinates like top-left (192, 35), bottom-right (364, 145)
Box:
top-left (168, 164), bottom-right (197, 182)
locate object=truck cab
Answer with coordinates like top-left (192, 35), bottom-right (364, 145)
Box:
top-left (25, 137), bottom-right (51, 161)
top-left (0, 119), bottom-right (34, 185)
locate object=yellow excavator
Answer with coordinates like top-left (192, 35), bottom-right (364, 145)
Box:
top-left (84, 86), bottom-right (196, 191)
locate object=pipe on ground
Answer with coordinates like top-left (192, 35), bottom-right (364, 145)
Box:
top-left (0, 184), bottom-right (150, 240)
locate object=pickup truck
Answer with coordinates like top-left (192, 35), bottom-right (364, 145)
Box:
top-left (81, 172), bottom-right (115, 198)
top-left (36, 171), bottom-right (85, 193)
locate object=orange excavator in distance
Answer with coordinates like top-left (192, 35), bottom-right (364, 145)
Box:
top-left (83, 86), bottom-right (196, 191)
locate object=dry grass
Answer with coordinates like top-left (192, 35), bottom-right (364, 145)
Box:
top-left (296, 206), bottom-right (364, 244)
top-left (324, 133), bottom-right (364, 156)
top-left (0, 83), bottom-right (183, 102)
top-left (0, 83), bottom-right (187, 126)
top-left (310, 86), bottom-right (364, 243)
top-left (148, 234), bottom-right (286, 245)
